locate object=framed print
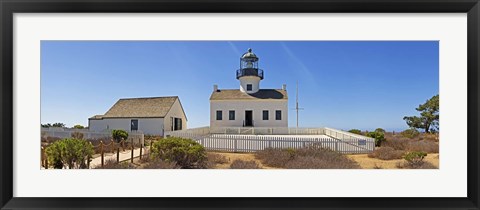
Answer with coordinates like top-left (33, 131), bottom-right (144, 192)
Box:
top-left (1, 0), bottom-right (479, 209)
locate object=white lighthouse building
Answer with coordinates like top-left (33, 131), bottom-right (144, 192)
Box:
top-left (210, 48), bottom-right (288, 128)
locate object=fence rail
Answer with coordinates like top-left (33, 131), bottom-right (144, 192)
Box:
top-left (165, 127), bottom-right (375, 154)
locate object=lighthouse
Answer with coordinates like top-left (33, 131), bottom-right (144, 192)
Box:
top-left (237, 48), bottom-right (264, 94)
top-left (210, 48), bottom-right (288, 128)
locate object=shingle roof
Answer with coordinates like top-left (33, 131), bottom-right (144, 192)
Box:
top-left (91, 96), bottom-right (179, 119)
top-left (210, 89), bottom-right (288, 100)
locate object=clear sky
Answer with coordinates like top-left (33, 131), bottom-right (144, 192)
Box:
top-left (41, 41), bottom-right (438, 131)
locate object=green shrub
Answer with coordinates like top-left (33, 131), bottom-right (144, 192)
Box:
top-left (348, 129), bottom-right (362, 135)
top-left (404, 151), bottom-right (427, 162)
top-left (45, 142), bottom-right (64, 169)
top-left (112, 129), bottom-right (128, 142)
top-left (150, 137), bottom-right (207, 169)
top-left (45, 138), bottom-right (94, 169)
top-left (401, 128), bottom-right (420, 139)
top-left (368, 131), bottom-right (386, 147)
top-left (398, 152), bottom-right (436, 169)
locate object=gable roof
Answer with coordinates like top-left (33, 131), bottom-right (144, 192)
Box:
top-left (91, 96), bottom-right (179, 119)
top-left (210, 89), bottom-right (288, 101)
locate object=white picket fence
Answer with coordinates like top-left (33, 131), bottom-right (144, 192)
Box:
top-left (41, 128), bottom-right (145, 145)
top-left (165, 127), bottom-right (375, 154)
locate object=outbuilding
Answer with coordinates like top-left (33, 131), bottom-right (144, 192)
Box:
top-left (89, 96), bottom-right (187, 136)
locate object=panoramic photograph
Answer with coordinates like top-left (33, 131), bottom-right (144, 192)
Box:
top-left (40, 41), bottom-right (439, 169)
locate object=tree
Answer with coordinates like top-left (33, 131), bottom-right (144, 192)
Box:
top-left (52, 122), bottom-right (66, 128)
top-left (374, 128), bottom-right (385, 134)
top-left (403, 95), bottom-right (439, 133)
top-left (41, 123), bottom-right (52, 128)
top-left (73, 124), bottom-right (85, 129)
top-left (348, 129), bottom-right (362, 135)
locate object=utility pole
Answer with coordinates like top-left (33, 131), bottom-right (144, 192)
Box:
top-left (294, 81), bottom-right (304, 133)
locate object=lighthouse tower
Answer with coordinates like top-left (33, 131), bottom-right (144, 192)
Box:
top-left (236, 48), bottom-right (264, 94)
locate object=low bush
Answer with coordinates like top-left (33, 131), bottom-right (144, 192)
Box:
top-left (256, 146), bottom-right (359, 169)
top-left (93, 159), bottom-right (136, 169)
top-left (71, 132), bottom-right (84, 139)
top-left (368, 147), bottom-right (405, 160)
top-left (41, 136), bottom-right (61, 143)
top-left (382, 139), bottom-right (409, 151)
top-left (207, 153), bottom-right (229, 164)
top-left (255, 148), bottom-right (295, 168)
top-left (112, 129), bottom-right (129, 142)
top-left (45, 138), bottom-right (94, 169)
top-left (142, 159), bottom-right (180, 169)
top-left (407, 141), bottom-right (439, 153)
top-left (150, 137), bottom-right (207, 169)
top-left (396, 152), bottom-right (436, 169)
top-left (229, 160), bottom-right (261, 169)
top-left (401, 128), bottom-right (420, 139)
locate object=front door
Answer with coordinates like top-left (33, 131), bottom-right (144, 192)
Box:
top-left (245, 110), bottom-right (253, 127)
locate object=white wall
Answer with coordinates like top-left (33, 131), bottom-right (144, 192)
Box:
top-left (164, 98), bottom-right (188, 132)
top-left (239, 76), bottom-right (261, 93)
top-left (89, 118), bottom-right (164, 135)
top-left (210, 100), bottom-right (288, 128)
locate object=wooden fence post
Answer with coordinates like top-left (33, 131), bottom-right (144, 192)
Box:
top-left (44, 151), bottom-right (49, 169)
top-left (122, 138), bottom-right (125, 151)
top-left (131, 138), bottom-right (134, 163)
top-left (100, 141), bottom-right (104, 168)
top-left (111, 139), bottom-right (114, 153)
top-left (116, 147), bottom-right (120, 163)
top-left (139, 139), bottom-right (143, 160)
top-left (87, 156), bottom-right (90, 169)
top-left (41, 146), bottom-right (44, 168)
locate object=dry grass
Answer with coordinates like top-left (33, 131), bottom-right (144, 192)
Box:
top-left (368, 147), bottom-right (405, 160)
top-left (207, 152), bottom-right (276, 169)
top-left (255, 146), bottom-right (360, 169)
top-left (348, 153), bottom-right (439, 169)
top-left (93, 158), bottom-right (136, 169)
top-left (142, 159), bottom-right (180, 169)
top-left (229, 160), bottom-right (261, 169)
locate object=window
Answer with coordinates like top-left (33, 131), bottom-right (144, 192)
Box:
top-left (229, 110), bottom-right (235, 120)
top-left (263, 110), bottom-right (269, 120)
top-left (174, 118), bottom-right (182, 130)
top-left (130, 119), bottom-right (138, 131)
top-left (246, 84), bottom-right (252, 91)
top-left (276, 110), bottom-right (282, 120)
top-left (216, 110), bottom-right (222, 120)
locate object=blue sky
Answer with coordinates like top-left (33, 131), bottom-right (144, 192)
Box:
top-left (41, 41), bottom-right (438, 131)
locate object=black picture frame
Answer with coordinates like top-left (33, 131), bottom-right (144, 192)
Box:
top-left (1, 0), bottom-right (479, 209)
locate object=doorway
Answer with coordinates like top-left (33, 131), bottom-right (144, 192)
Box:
top-left (244, 110), bottom-right (253, 127)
